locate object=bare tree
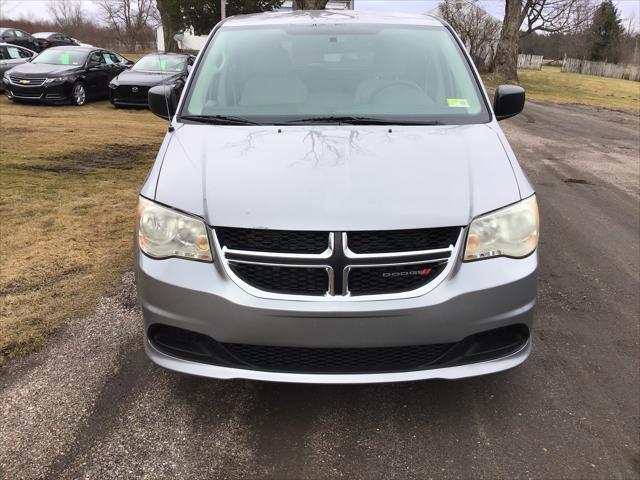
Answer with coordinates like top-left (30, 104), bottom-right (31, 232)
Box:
top-left (437, 0), bottom-right (501, 71)
top-left (47, 0), bottom-right (86, 34)
top-left (292, 0), bottom-right (328, 9)
top-left (98, 0), bottom-right (157, 52)
top-left (493, 0), bottom-right (594, 82)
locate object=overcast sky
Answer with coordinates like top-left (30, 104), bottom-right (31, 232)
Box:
top-left (1, 0), bottom-right (639, 30)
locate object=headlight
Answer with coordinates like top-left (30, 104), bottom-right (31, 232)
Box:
top-left (109, 79), bottom-right (118, 89)
top-left (464, 195), bottom-right (539, 261)
top-left (137, 197), bottom-right (212, 262)
top-left (43, 76), bottom-right (69, 84)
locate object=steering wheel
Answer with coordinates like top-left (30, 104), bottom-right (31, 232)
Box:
top-left (370, 80), bottom-right (423, 102)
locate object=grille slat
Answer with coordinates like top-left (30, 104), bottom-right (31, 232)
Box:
top-left (217, 227), bottom-right (329, 254)
top-left (223, 342), bottom-right (453, 373)
top-left (347, 227), bottom-right (460, 254)
top-left (229, 262), bottom-right (328, 296)
top-left (348, 262), bottom-right (447, 296)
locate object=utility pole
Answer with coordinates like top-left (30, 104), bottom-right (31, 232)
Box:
top-left (221, 0), bottom-right (226, 20)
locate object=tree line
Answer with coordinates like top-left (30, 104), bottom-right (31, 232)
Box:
top-left (520, 1), bottom-right (638, 64)
top-left (1, 0), bottom-right (636, 81)
top-left (0, 0), bottom-right (158, 52)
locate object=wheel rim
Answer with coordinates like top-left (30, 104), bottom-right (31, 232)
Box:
top-left (74, 84), bottom-right (85, 105)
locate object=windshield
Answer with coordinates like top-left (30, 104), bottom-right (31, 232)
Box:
top-left (182, 24), bottom-right (489, 124)
top-left (32, 48), bottom-right (87, 66)
top-left (132, 54), bottom-right (187, 72)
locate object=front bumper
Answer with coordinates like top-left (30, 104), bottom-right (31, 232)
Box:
top-left (136, 243), bottom-right (537, 383)
top-left (109, 85), bottom-right (149, 107)
top-left (3, 79), bottom-right (70, 104)
top-left (146, 337), bottom-right (531, 384)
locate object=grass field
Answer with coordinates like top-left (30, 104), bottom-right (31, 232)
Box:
top-left (122, 52), bottom-right (146, 62)
top-left (0, 98), bottom-right (166, 364)
top-left (483, 66), bottom-right (640, 114)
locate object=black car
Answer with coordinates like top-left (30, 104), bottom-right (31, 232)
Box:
top-left (109, 53), bottom-right (194, 108)
top-left (33, 32), bottom-right (80, 51)
top-left (0, 28), bottom-right (38, 51)
top-left (0, 43), bottom-right (36, 91)
top-left (3, 46), bottom-right (131, 105)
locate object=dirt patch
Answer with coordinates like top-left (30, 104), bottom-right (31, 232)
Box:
top-left (0, 264), bottom-right (91, 296)
top-left (0, 126), bottom-right (32, 134)
top-left (564, 178), bottom-right (594, 185)
top-left (5, 143), bottom-right (156, 174)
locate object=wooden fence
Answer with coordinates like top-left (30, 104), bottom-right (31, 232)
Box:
top-left (517, 54), bottom-right (543, 70)
top-left (561, 57), bottom-right (640, 82)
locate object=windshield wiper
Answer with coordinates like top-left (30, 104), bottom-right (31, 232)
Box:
top-left (283, 116), bottom-right (442, 126)
top-left (180, 115), bottom-right (262, 125)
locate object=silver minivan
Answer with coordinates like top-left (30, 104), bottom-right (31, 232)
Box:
top-left (135, 11), bottom-right (539, 383)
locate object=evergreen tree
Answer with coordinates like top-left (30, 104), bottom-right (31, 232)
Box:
top-left (588, 0), bottom-right (623, 63)
top-left (157, 0), bottom-right (284, 48)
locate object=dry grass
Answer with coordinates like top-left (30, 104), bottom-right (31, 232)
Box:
top-left (0, 98), bottom-right (166, 364)
top-left (122, 52), bottom-right (147, 62)
top-left (483, 66), bottom-right (640, 114)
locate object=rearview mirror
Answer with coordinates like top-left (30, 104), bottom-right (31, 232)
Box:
top-left (493, 85), bottom-right (525, 121)
top-left (148, 84), bottom-right (178, 120)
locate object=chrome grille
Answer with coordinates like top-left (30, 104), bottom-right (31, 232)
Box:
top-left (216, 227), bottom-right (462, 298)
top-left (9, 76), bottom-right (46, 86)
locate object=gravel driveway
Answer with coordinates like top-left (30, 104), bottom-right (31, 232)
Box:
top-left (1, 100), bottom-right (638, 480)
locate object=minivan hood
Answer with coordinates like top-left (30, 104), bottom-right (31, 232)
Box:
top-left (154, 124), bottom-right (521, 231)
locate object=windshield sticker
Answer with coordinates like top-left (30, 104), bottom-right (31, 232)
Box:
top-left (447, 98), bottom-right (470, 108)
top-left (60, 52), bottom-right (70, 65)
top-left (160, 60), bottom-right (166, 70)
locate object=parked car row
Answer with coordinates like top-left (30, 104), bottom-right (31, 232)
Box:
top-left (0, 27), bottom-right (82, 52)
top-left (1, 45), bottom-right (194, 108)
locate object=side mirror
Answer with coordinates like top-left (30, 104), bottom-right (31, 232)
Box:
top-left (148, 84), bottom-right (178, 120)
top-left (493, 85), bottom-right (525, 121)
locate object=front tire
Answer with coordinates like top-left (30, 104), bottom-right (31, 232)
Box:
top-left (70, 82), bottom-right (86, 106)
